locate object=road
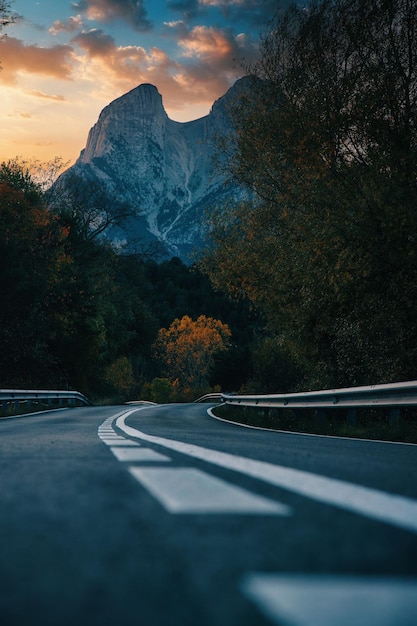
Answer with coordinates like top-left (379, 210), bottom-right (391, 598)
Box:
top-left (0, 402), bottom-right (417, 626)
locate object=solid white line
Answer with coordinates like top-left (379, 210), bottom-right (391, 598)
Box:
top-left (241, 573), bottom-right (417, 626)
top-left (128, 467), bottom-right (291, 515)
top-left (116, 409), bottom-right (417, 533)
top-left (110, 447), bottom-right (170, 462)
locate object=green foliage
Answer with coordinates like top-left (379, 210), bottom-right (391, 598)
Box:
top-left (214, 405), bottom-right (417, 444)
top-left (143, 378), bottom-right (174, 403)
top-left (104, 357), bottom-right (135, 399)
top-left (202, 0), bottom-right (417, 390)
top-left (0, 163), bottom-right (69, 386)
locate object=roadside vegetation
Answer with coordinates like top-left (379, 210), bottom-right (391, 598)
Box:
top-left (0, 159), bottom-right (255, 401)
top-left (202, 0), bottom-right (417, 392)
top-left (213, 404), bottom-right (417, 444)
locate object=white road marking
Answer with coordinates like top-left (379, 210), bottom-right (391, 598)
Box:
top-left (101, 439), bottom-right (140, 446)
top-left (241, 574), bottom-right (417, 626)
top-left (98, 414), bottom-right (290, 515)
top-left (116, 409), bottom-right (417, 533)
top-left (128, 467), bottom-right (291, 515)
top-left (110, 447), bottom-right (170, 462)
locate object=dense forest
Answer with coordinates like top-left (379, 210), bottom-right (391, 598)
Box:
top-left (1, 0), bottom-right (416, 400)
top-left (0, 157), bottom-right (257, 400)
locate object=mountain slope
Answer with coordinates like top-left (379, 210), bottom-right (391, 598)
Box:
top-left (53, 79), bottom-right (249, 260)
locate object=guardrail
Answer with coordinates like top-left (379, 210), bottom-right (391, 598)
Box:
top-left (0, 389), bottom-right (91, 417)
top-left (194, 393), bottom-right (223, 403)
top-left (221, 380), bottom-right (417, 424)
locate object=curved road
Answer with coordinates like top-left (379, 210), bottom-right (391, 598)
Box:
top-left (1, 403), bottom-right (417, 625)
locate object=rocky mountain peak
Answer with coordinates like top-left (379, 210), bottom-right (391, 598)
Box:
top-left (55, 79), bottom-right (249, 261)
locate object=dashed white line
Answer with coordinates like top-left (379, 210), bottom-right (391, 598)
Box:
top-left (110, 447), bottom-right (171, 463)
top-left (98, 413), bottom-right (290, 515)
top-left (128, 467), bottom-right (291, 515)
top-left (241, 573), bottom-right (417, 626)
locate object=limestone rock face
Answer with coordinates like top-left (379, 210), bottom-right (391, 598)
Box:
top-left (55, 79), bottom-right (250, 260)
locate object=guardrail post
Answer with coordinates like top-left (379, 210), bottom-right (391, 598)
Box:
top-left (346, 408), bottom-right (356, 426)
top-left (316, 409), bottom-right (326, 424)
top-left (389, 407), bottom-right (400, 425)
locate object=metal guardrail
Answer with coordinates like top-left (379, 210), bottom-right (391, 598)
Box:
top-left (221, 380), bottom-right (417, 424)
top-left (0, 389), bottom-right (91, 417)
top-left (221, 380), bottom-right (417, 409)
top-left (194, 393), bottom-right (223, 403)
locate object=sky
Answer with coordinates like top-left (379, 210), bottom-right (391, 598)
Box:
top-left (0, 0), bottom-right (286, 165)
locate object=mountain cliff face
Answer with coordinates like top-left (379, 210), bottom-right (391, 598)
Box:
top-left (54, 79), bottom-right (249, 260)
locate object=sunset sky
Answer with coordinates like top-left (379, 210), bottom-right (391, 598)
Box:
top-left (0, 0), bottom-right (286, 166)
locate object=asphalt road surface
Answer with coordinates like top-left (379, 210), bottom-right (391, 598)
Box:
top-left (1, 402), bottom-right (417, 626)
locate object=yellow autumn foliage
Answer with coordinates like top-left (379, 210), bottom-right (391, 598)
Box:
top-left (153, 315), bottom-right (231, 389)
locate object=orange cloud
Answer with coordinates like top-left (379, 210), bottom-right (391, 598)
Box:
top-left (166, 21), bottom-right (257, 65)
top-left (181, 25), bottom-right (234, 57)
top-left (0, 37), bottom-right (75, 85)
top-left (72, 29), bottom-right (174, 81)
top-left (49, 15), bottom-right (84, 35)
top-left (68, 22), bottom-right (255, 118)
top-left (27, 89), bottom-right (67, 101)
top-left (7, 112), bottom-right (32, 119)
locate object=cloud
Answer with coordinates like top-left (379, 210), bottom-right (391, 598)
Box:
top-left (27, 89), bottom-right (67, 101)
top-left (71, 29), bottom-right (180, 92)
top-left (0, 37), bottom-right (74, 85)
top-left (168, 0), bottom-right (292, 25)
top-left (167, 1), bottom-right (201, 20)
top-left (7, 112), bottom-right (32, 119)
top-left (68, 19), bottom-right (257, 120)
top-left (72, 0), bottom-right (152, 31)
top-left (49, 15), bottom-right (84, 35)
top-left (72, 28), bottom-right (117, 57)
top-left (166, 21), bottom-right (258, 67)
top-left (179, 24), bottom-right (242, 58)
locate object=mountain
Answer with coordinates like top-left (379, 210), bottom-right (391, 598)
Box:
top-left (52, 79), bottom-right (250, 261)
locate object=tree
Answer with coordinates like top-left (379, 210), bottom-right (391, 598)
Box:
top-left (0, 0), bottom-right (15, 71)
top-left (0, 160), bottom-right (153, 394)
top-left (153, 315), bottom-right (231, 389)
top-left (0, 0), bottom-right (14, 35)
top-left (0, 161), bottom-right (70, 386)
top-left (47, 171), bottom-right (137, 241)
top-left (203, 0), bottom-right (417, 388)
